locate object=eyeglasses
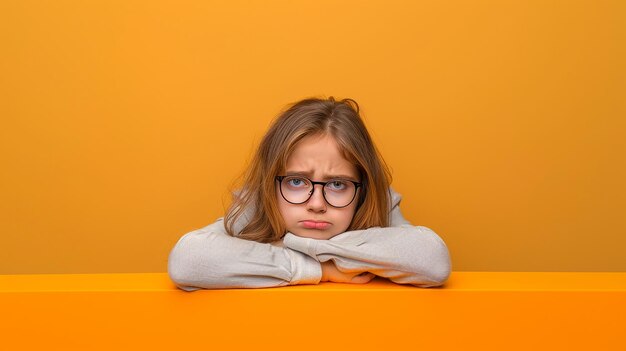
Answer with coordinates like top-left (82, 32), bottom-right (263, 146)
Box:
top-left (275, 175), bottom-right (362, 208)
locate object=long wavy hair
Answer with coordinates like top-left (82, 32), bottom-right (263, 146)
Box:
top-left (224, 96), bottom-right (392, 243)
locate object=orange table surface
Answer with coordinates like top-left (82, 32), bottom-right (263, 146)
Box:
top-left (1, 272), bottom-right (625, 350)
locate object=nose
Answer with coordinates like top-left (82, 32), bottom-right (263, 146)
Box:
top-left (306, 184), bottom-right (327, 212)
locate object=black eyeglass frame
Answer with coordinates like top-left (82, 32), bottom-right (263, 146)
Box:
top-left (275, 175), bottom-right (363, 208)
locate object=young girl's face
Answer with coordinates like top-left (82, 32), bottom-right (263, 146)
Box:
top-left (276, 133), bottom-right (361, 240)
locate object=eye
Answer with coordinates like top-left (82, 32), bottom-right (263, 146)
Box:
top-left (327, 180), bottom-right (348, 191)
top-left (286, 177), bottom-right (308, 188)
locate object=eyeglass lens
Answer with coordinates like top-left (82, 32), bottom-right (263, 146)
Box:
top-left (280, 176), bottom-right (356, 207)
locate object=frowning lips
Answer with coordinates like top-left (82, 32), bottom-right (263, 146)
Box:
top-left (300, 220), bottom-right (331, 230)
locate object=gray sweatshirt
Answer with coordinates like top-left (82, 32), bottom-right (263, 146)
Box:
top-left (167, 187), bottom-right (451, 291)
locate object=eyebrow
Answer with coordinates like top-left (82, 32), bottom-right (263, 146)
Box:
top-left (284, 170), bottom-right (359, 181)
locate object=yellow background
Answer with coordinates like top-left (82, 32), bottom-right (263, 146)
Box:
top-left (1, 0), bottom-right (624, 274)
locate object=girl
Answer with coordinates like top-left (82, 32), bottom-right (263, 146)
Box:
top-left (168, 97), bottom-right (451, 291)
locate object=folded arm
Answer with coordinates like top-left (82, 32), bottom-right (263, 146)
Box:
top-left (282, 189), bottom-right (452, 287)
top-left (167, 187), bottom-right (451, 290)
top-left (283, 225), bottom-right (451, 287)
top-left (167, 218), bottom-right (322, 291)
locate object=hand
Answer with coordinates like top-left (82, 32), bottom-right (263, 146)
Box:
top-left (320, 260), bottom-right (375, 284)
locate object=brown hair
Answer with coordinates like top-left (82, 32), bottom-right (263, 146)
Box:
top-left (224, 96), bottom-right (392, 243)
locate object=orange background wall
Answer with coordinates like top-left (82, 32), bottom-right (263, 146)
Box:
top-left (1, 0), bottom-right (624, 274)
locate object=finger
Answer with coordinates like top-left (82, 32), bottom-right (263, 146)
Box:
top-left (351, 272), bottom-right (375, 284)
top-left (363, 272), bottom-right (375, 282)
top-left (357, 273), bottom-right (375, 283)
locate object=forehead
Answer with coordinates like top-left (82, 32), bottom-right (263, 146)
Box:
top-left (284, 134), bottom-right (358, 180)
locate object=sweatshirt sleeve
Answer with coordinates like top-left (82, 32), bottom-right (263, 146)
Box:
top-left (167, 217), bottom-right (322, 291)
top-left (282, 187), bottom-right (452, 287)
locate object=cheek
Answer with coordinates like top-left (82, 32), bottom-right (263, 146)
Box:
top-left (276, 188), bottom-right (296, 224)
top-left (347, 203), bottom-right (359, 224)
top-left (337, 206), bottom-right (357, 227)
top-left (276, 189), bottom-right (287, 218)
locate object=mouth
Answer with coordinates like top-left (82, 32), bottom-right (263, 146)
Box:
top-left (300, 220), bottom-right (331, 230)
